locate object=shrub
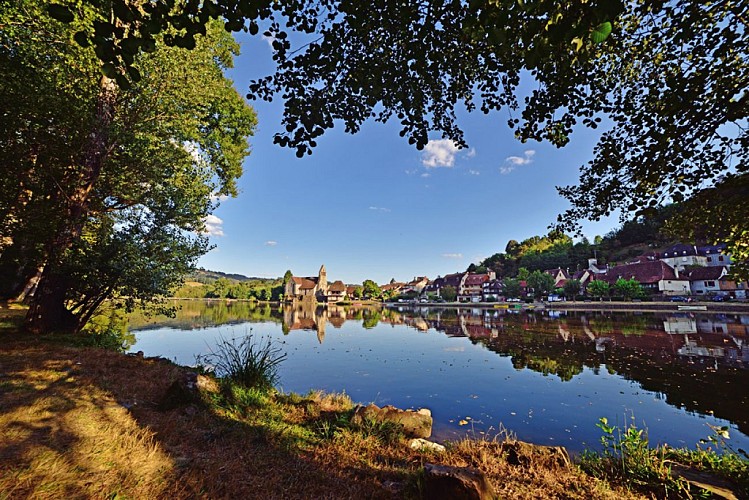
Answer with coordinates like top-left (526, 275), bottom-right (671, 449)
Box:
top-left (199, 332), bottom-right (287, 391)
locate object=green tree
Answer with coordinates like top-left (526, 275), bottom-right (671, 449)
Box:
top-left (258, 288), bottom-right (271, 301)
top-left (517, 268), bottom-right (530, 281)
top-left (58, 0), bottom-right (747, 273)
top-left (440, 285), bottom-right (457, 302)
top-left (1, 2), bottom-right (256, 332)
top-left (613, 278), bottom-right (644, 301)
top-left (563, 280), bottom-right (582, 300)
top-left (362, 280), bottom-right (381, 299)
top-left (352, 286), bottom-right (363, 300)
top-left (502, 278), bottom-right (521, 300)
top-left (587, 280), bottom-right (610, 301)
top-left (282, 270), bottom-right (293, 286)
top-left (526, 271), bottom-right (556, 299)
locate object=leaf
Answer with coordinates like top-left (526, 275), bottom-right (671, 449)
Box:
top-left (571, 37), bottom-right (583, 52)
top-left (101, 62), bottom-right (118, 79)
top-left (73, 31), bottom-right (90, 48)
top-left (47, 4), bottom-right (74, 23)
top-left (590, 22), bottom-right (612, 44)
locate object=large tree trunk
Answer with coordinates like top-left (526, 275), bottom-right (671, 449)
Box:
top-left (25, 76), bottom-right (117, 334)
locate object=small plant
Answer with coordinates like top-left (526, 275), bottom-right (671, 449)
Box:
top-left (580, 416), bottom-right (687, 496)
top-left (198, 332), bottom-right (287, 392)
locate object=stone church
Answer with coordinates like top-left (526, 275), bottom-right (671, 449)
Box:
top-left (284, 265), bottom-right (347, 303)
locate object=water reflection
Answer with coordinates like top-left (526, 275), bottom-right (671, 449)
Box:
top-left (129, 301), bottom-right (749, 448)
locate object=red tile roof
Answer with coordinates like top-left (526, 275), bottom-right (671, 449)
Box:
top-left (328, 280), bottom-right (346, 292)
top-left (292, 276), bottom-right (318, 290)
top-left (601, 261), bottom-right (681, 285)
top-left (464, 274), bottom-right (490, 286)
top-left (687, 266), bottom-right (727, 281)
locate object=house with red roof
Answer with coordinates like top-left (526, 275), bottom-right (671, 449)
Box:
top-left (598, 260), bottom-right (690, 296)
top-left (458, 272), bottom-right (494, 302)
top-left (545, 268), bottom-right (570, 288)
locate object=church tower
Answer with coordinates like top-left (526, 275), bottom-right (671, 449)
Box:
top-left (318, 265), bottom-right (328, 294)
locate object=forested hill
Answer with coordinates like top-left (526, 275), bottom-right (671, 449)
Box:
top-left (189, 269), bottom-right (278, 284)
top-left (471, 206), bottom-right (679, 277)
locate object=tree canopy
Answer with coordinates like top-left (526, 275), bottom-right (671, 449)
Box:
top-left (51, 0), bottom-right (748, 276)
top-left (1, 0), bottom-right (256, 332)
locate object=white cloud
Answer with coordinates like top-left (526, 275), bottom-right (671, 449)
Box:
top-left (264, 240), bottom-right (278, 246)
top-left (262, 34), bottom-right (276, 51)
top-left (465, 148), bottom-right (477, 158)
top-left (468, 169), bottom-right (480, 176)
top-left (442, 253), bottom-right (463, 259)
top-left (499, 165), bottom-right (516, 175)
top-left (369, 206), bottom-right (391, 213)
top-left (422, 139), bottom-right (460, 168)
top-left (210, 193), bottom-right (229, 204)
top-left (203, 214), bottom-right (224, 237)
top-left (421, 172), bottom-right (431, 178)
top-left (501, 149), bottom-right (536, 174)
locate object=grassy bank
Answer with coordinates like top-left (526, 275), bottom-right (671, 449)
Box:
top-left (1, 320), bottom-right (746, 498)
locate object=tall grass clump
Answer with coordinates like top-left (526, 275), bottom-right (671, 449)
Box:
top-left (200, 332), bottom-right (287, 392)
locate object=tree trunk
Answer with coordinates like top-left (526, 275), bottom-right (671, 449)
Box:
top-left (25, 76), bottom-right (117, 334)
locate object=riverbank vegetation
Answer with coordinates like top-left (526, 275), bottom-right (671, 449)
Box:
top-left (0, 0), bottom-right (256, 333)
top-left (2, 321), bottom-right (747, 499)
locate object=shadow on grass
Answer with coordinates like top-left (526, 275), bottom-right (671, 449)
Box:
top-left (0, 333), bottom-right (398, 498)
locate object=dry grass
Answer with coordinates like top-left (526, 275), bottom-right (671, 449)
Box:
top-left (0, 331), bottom-right (646, 499)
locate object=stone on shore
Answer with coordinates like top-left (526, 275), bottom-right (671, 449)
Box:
top-left (351, 403), bottom-right (433, 438)
top-left (422, 463), bottom-right (494, 500)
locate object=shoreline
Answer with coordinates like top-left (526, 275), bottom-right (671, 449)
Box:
top-left (385, 300), bottom-right (749, 315)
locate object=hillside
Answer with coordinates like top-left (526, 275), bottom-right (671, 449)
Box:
top-left (190, 268), bottom-right (278, 284)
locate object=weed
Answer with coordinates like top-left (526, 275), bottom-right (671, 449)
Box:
top-left (354, 417), bottom-right (404, 446)
top-left (580, 416), bottom-right (749, 498)
top-left (197, 332), bottom-right (286, 391)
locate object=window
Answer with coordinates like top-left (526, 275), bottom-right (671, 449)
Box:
top-left (707, 257), bottom-right (712, 262)
top-left (719, 256), bottom-right (725, 262)
top-left (706, 281), bottom-right (715, 287)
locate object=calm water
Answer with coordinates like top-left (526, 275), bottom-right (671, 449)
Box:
top-left (128, 301), bottom-right (749, 452)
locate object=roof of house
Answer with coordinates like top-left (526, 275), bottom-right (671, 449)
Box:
top-left (697, 243), bottom-right (728, 256)
top-left (661, 243), bottom-right (698, 258)
top-left (292, 276), bottom-right (318, 290)
top-left (381, 282), bottom-right (406, 292)
top-left (571, 270), bottom-right (590, 281)
top-left (328, 280), bottom-right (346, 292)
top-left (545, 268), bottom-right (570, 278)
top-left (443, 273), bottom-right (465, 288)
top-left (463, 274), bottom-right (490, 286)
top-left (687, 266), bottom-right (727, 281)
top-left (601, 260), bottom-right (683, 285)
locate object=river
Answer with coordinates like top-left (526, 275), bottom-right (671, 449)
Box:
top-left (127, 300), bottom-right (749, 452)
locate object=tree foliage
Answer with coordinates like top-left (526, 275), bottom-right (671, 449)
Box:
top-left (526, 270), bottom-right (556, 299)
top-left (362, 279), bottom-right (381, 299)
top-left (587, 280), bottom-right (610, 300)
top-left (1, 1), bottom-right (256, 332)
top-left (52, 0), bottom-right (748, 273)
top-left (613, 278), bottom-right (644, 301)
top-left (440, 285), bottom-right (457, 302)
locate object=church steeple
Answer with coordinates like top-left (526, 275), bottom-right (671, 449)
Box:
top-left (318, 264), bottom-right (327, 292)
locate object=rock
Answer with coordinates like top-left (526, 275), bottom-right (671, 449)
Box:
top-left (501, 440), bottom-right (570, 469)
top-left (422, 463), bottom-right (494, 500)
top-left (351, 403), bottom-right (433, 438)
top-left (408, 438), bottom-right (446, 453)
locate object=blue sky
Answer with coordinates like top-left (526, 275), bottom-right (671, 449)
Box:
top-left (197, 33), bottom-right (620, 284)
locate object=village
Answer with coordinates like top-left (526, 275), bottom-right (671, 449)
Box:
top-left (284, 243), bottom-right (748, 304)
